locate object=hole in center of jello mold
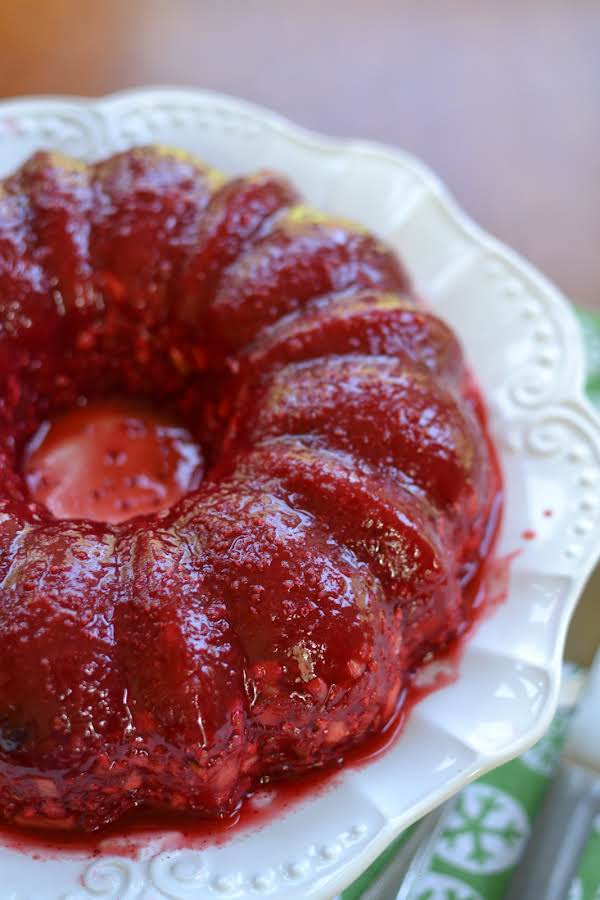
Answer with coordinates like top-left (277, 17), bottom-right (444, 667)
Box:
top-left (23, 397), bottom-right (204, 524)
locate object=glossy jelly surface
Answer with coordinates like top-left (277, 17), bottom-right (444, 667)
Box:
top-left (0, 148), bottom-right (502, 832)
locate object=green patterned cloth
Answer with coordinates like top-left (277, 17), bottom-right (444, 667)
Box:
top-left (344, 679), bottom-right (598, 900)
top-left (343, 307), bottom-right (600, 900)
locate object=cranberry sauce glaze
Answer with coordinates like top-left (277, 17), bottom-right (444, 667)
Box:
top-left (0, 148), bottom-right (502, 833)
top-left (0, 541), bottom-right (509, 859)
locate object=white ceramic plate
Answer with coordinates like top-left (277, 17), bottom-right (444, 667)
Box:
top-left (1, 88), bottom-right (599, 900)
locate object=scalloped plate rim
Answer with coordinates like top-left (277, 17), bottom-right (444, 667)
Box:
top-left (0, 86), bottom-right (599, 899)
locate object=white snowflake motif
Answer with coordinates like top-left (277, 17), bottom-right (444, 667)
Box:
top-left (567, 877), bottom-right (583, 900)
top-left (521, 712), bottom-right (569, 776)
top-left (594, 812), bottom-right (600, 834)
top-left (436, 783), bottom-right (530, 874)
top-left (413, 872), bottom-right (483, 900)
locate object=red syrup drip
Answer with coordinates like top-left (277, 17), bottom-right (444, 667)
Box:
top-left (23, 399), bottom-right (204, 524)
top-left (0, 493), bottom-right (512, 862)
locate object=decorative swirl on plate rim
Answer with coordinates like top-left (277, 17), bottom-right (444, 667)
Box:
top-left (62, 857), bottom-right (143, 900)
top-left (58, 820), bottom-right (371, 899)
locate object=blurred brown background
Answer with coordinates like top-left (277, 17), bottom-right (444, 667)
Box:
top-left (1, 0), bottom-right (599, 308)
top-left (1, 0), bottom-right (599, 659)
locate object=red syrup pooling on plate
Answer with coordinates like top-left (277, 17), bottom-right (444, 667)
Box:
top-left (0, 492), bottom-right (510, 861)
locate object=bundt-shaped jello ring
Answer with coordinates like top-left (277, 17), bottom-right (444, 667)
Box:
top-left (0, 147), bottom-right (501, 831)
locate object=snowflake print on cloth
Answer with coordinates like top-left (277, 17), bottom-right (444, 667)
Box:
top-left (567, 877), bottom-right (583, 900)
top-left (521, 711), bottom-right (569, 776)
top-left (414, 872), bottom-right (484, 900)
top-left (436, 783), bottom-right (530, 874)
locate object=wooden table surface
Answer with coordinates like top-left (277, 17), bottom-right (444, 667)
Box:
top-left (1, 0), bottom-right (599, 660)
